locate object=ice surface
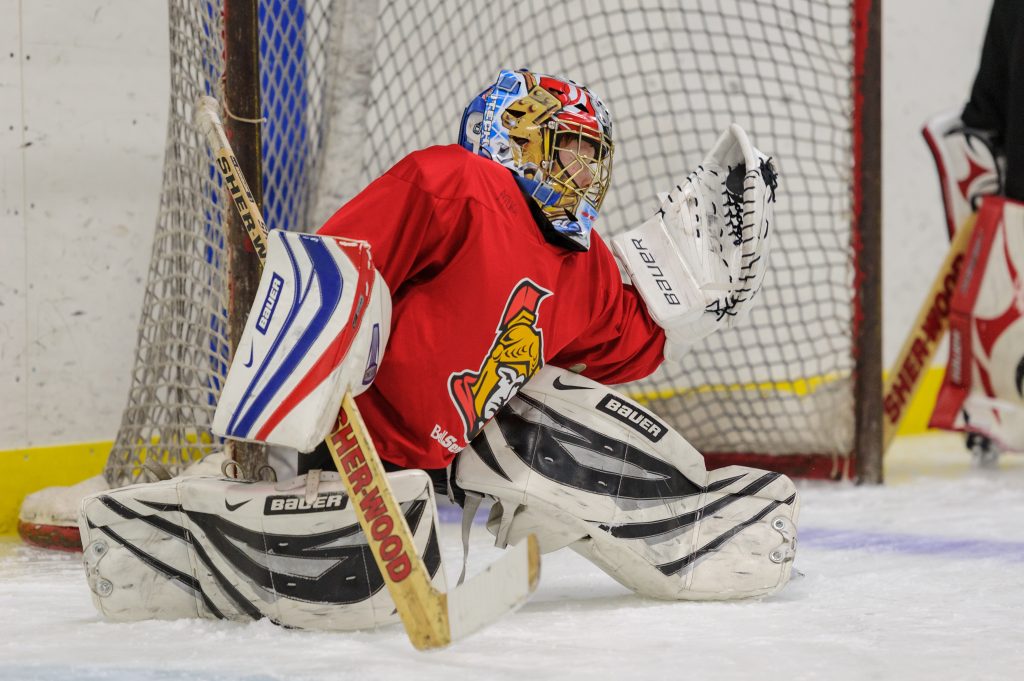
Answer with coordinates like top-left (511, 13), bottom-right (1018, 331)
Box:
top-left (2, 434), bottom-right (1023, 681)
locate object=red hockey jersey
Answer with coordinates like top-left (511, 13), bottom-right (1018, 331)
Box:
top-left (318, 145), bottom-right (665, 470)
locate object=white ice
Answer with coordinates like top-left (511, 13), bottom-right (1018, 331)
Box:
top-left (2, 433), bottom-right (1023, 681)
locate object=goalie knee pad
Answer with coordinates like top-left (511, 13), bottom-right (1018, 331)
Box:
top-left (78, 467), bottom-right (443, 631)
top-left (457, 366), bottom-right (799, 601)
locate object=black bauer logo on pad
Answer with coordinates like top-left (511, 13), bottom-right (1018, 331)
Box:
top-left (596, 394), bottom-right (666, 443)
top-left (264, 493), bottom-right (349, 515)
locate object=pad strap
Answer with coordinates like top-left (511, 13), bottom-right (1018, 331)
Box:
top-left (458, 492), bottom-right (484, 586)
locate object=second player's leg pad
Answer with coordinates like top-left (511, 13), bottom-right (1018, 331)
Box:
top-left (457, 366), bottom-right (799, 601)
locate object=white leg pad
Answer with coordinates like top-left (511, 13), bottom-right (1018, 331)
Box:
top-left (78, 469), bottom-right (444, 630)
top-left (457, 366), bottom-right (799, 601)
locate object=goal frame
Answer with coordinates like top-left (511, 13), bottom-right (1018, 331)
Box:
top-left (111, 0), bottom-right (885, 487)
top-left (222, 0), bottom-right (268, 477)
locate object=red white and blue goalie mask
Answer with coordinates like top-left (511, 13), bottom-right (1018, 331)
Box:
top-left (459, 69), bottom-right (614, 251)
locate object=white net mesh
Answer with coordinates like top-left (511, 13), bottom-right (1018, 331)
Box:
top-left (347, 1), bottom-right (860, 460)
top-left (108, 0), bottom-right (864, 485)
top-left (105, 0), bottom-right (336, 485)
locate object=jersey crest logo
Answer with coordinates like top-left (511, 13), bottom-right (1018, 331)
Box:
top-left (448, 279), bottom-right (551, 442)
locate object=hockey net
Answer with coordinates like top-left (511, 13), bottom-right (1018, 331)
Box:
top-left (106, 0), bottom-right (880, 487)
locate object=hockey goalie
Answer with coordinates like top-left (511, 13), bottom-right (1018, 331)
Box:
top-left (78, 69), bottom-right (797, 633)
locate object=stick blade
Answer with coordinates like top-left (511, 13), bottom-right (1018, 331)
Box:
top-left (445, 534), bottom-right (540, 644)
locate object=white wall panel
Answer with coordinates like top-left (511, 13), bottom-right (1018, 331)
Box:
top-left (3, 0), bottom-right (168, 447)
top-left (0, 0), bottom-right (28, 446)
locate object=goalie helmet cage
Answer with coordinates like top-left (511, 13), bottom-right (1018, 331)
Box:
top-left (106, 0), bottom-right (881, 488)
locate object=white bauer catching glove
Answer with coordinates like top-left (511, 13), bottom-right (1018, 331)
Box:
top-left (612, 124), bottom-right (778, 360)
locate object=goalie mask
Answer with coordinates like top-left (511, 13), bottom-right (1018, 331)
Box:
top-left (459, 69), bottom-right (614, 251)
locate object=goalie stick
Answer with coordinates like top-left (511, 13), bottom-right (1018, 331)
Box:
top-left (193, 95), bottom-right (540, 650)
top-left (882, 213), bottom-right (978, 451)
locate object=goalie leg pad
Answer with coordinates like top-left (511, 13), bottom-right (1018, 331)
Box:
top-left (457, 366), bottom-right (799, 601)
top-left (930, 196), bottom-right (1024, 450)
top-left (78, 469), bottom-right (444, 631)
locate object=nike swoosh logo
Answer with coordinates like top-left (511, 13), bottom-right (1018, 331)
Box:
top-left (225, 498), bottom-right (251, 512)
top-left (552, 375), bottom-right (591, 391)
top-left (242, 341), bottom-right (254, 368)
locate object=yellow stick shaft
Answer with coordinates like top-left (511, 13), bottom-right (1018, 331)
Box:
top-left (882, 213), bottom-right (978, 451)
